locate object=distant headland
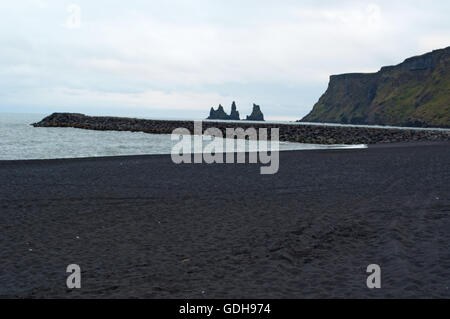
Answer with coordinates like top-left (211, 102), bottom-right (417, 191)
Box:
top-left (301, 46), bottom-right (450, 128)
top-left (208, 102), bottom-right (265, 121)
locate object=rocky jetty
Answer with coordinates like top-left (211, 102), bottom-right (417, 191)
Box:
top-left (33, 113), bottom-right (450, 145)
top-left (301, 46), bottom-right (450, 128)
top-left (246, 104), bottom-right (265, 121)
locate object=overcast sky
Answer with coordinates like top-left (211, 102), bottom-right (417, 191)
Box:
top-left (1, 0), bottom-right (449, 120)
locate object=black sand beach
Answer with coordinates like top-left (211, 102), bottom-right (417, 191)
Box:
top-left (0, 142), bottom-right (449, 298)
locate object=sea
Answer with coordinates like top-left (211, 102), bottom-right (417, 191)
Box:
top-left (0, 113), bottom-right (372, 161)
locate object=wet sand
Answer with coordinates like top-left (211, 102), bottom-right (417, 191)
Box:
top-left (0, 142), bottom-right (449, 298)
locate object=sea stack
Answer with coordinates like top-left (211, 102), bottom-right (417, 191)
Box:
top-left (229, 102), bottom-right (240, 120)
top-left (207, 102), bottom-right (241, 120)
top-left (246, 104), bottom-right (265, 121)
top-left (207, 104), bottom-right (230, 120)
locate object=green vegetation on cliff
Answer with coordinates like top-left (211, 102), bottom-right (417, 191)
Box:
top-left (301, 47), bottom-right (450, 128)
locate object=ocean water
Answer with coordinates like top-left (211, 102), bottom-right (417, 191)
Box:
top-left (0, 113), bottom-right (366, 161)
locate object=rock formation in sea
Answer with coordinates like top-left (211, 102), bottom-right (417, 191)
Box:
top-left (246, 104), bottom-right (265, 121)
top-left (208, 102), bottom-right (240, 120)
top-left (301, 46), bottom-right (450, 128)
top-left (229, 102), bottom-right (240, 120)
top-left (208, 104), bottom-right (230, 120)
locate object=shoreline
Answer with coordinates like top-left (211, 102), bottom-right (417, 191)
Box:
top-left (3, 141), bottom-right (447, 164)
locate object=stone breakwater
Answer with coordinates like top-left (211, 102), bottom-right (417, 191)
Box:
top-left (33, 113), bottom-right (450, 145)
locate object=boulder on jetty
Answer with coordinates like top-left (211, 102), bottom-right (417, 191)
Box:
top-left (208, 102), bottom-right (240, 120)
top-left (246, 104), bottom-right (265, 121)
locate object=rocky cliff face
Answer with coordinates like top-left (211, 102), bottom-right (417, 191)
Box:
top-left (301, 47), bottom-right (450, 128)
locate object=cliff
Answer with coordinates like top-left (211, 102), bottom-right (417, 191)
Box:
top-left (301, 47), bottom-right (450, 128)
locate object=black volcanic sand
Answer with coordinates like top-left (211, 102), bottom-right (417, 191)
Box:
top-left (0, 142), bottom-right (449, 298)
